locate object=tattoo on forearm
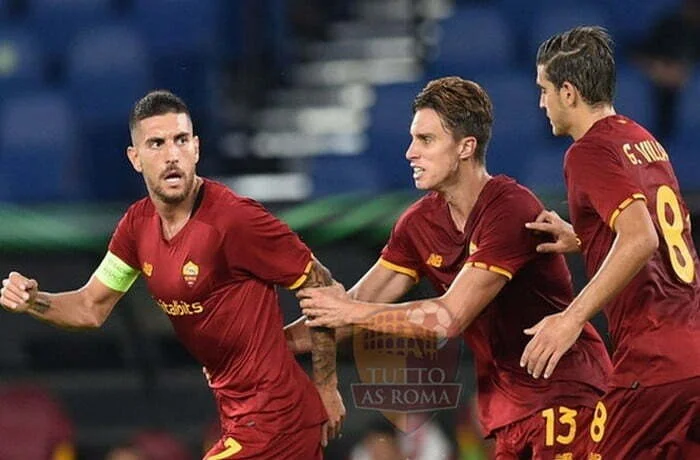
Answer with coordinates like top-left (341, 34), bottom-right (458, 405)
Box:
top-left (29, 297), bottom-right (51, 314)
top-left (302, 260), bottom-right (337, 386)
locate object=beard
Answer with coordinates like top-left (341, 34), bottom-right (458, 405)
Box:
top-left (146, 171), bottom-right (195, 205)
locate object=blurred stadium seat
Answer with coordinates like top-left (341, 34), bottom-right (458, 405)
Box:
top-left (365, 81), bottom-right (426, 190)
top-left (0, 385), bottom-right (75, 460)
top-left (529, 4), bottom-right (612, 55)
top-left (430, 6), bottom-right (515, 78)
top-left (615, 66), bottom-right (656, 130)
top-left (0, 28), bottom-right (45, 94)
top-left (66, 23), bottom-right (151, 129)
top-left (65, 23), bottom-right (152, 201)
top-left (676, 72), bottom-right (700, 139)
top-left (0, 91), bottom-right (85, 202)
top-left (28, 0), bottom-right (112, 64)
top-left (133, 0), bottom-right (219, 112)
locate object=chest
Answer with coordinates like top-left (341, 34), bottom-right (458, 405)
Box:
top-left (136, 227), bottom-right (225, 302)
top-left (410, 222), bottom-right (479, 290)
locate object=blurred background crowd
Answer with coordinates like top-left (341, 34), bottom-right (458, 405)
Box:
top-left (0, 0), bottom-right (698, 458)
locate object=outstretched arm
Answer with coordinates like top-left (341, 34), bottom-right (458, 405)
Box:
top-left (284, 260), bottom-right (415, 353)
top-left (1, 271), bottom-right (125, 329)
top-left (299, 265), bottom-right (507, 339)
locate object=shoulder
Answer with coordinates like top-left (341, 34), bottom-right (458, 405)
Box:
top-left (394, 192), bottom-right (441, 231)
top-left (202, 179), bottom-right (282, 230)
top-left (482, 175), bottom-right (543, 211)
top-left (120, 196), bottom-right (155, 225)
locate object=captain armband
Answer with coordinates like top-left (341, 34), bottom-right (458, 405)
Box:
top-left (94, 251), bottom-right (140, 292)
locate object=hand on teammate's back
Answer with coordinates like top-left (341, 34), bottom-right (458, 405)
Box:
top-left (525, 210), bottom-right (580, 253)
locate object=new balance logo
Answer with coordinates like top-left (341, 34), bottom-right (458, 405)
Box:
top-left (426, 253), bottom-right (443, 268)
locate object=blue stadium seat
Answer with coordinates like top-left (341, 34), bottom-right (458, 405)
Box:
top-left (676, 72), bottom-right (700, 140)
top-left (606, 0), bottom-right (681, 46)
top-left (529, 5), bottom-right (611, 56)
top-left (0, 28), bottom-right (44, 94)
top-left (132, 0), bottom-right (219, 115)
top-left (66, 24), bottom-right (152, 129)
top-left (429, 6), bottom-right (515, 77)
top-left (0, 92), bottom-right (85, 202)
top-left (28, 0), bottom-right (112, 62)
top-left (479, 72), bottom-right (548, 180)
top-left (667, 135), bottom-right (700, 190)
top-left (364, 81), bottom-right (427, 190)
top-left (311, 156), bottom-right (383, 197)
top-left (65, 24), bottom-right (152, 201)
top-left (519, 140), bottom-right (569, 193)
top-left (615, 67), bottom-right (655, 131)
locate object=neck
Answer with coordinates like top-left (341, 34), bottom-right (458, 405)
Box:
top-left (439, 163), bottom-right (491, 231)
top-left (153, 176), bottom-right (203, 237)
top-left (570, 104), bottom-right (616, 141)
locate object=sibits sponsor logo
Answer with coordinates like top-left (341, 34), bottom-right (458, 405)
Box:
top-left (351, 303), bottom-right (462, 432)
top-left (156, 298), bottom-right (203, 316)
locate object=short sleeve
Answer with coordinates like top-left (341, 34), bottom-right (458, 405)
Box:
top-left (566, 141), bottom-right (646, 228)
top-left (466, 189), bottom-right (543, 279)
top-left (379, 212), bottom-right (421, 282)
top-left (107, 209), bottom-right (140, 270)
top-left (224, 199), bottom-right (312, 287)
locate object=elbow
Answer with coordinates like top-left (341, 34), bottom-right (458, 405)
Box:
top-left (80, 299), bottom-right (106, 329)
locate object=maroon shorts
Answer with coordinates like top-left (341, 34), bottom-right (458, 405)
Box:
top-left (493, 405), bottom-right (595, 459)
top-left (589, 376), bottom-right (700, 459)
top-left (204, 423), bottom-right (323, 459)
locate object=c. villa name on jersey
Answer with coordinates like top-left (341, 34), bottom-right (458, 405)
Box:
top-left (622, 140), bottom-right (670, 166)
top-left (156, 298), bottom-right (204, 316)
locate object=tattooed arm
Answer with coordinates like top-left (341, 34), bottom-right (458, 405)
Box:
top-left (0, 271), bottom-right (123, 329)
top-left (295, 256), bottom-right (345, 445)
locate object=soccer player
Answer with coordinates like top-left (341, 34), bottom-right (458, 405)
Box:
top-left (521, 26), bottom-right (700, 457)
top-left (290, 77), bottom-right (613, 458)
top-left (0, 91), bottom-right (345, 459)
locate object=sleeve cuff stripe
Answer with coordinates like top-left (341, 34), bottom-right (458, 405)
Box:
top-left (608, 193), bottom-right (647, 229)
top-left (465, 261), bottom-right (513, 280)
top-left (288, 260), bottom-right (314, 290)
top-left (378, 258), bottom-right (420, 283)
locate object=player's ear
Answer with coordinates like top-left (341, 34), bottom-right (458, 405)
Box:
top-left (458, 136), bottom-right (477, 161)
top-left (193, 135), bottom-right (200, 164)
top-left (126, 146), bottom-right (143, 173)
top-left (560, 81), bottom-right (578, 107)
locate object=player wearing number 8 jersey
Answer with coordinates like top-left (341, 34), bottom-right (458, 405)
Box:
top-left (523, 26), bottom-right (700, 458)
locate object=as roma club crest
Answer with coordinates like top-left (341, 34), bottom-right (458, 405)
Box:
top-left (182, 260), bottom-right (199, 287)
top-left (351, 304), bottom-right (462, 433)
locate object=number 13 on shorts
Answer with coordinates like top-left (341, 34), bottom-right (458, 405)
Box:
top-left (541, 401), bottom-right (607, 447)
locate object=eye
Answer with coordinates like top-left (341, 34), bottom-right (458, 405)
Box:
top-left (149, 139), bottom-right (163, 148)
top-left (176, 136), bottom-right (189, 145)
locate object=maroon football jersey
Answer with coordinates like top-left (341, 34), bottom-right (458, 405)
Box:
top-left (565, 114), bottom-right (700, 388)
top-left (381, 175), bottom-right (611, 435)
top-left (108, 179), bottom-right (326, 435)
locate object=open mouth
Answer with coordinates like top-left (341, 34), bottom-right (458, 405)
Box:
top-left (412, 166), bottom-right (425, 179)
top-left (162, 169), bottom-right (184, 184)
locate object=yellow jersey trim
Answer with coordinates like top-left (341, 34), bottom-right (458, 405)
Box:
top-left (465, 261), bottom-right (513, 280)
top-left (288, 260), bottom-right (314, 290)
top-left (378, 258), bottom-right (420, 283)
top-left (94, 251), bottom-right (139, 293)
top-left (207, 437), bottom-right (243, 459)
top-left (608, 193), bottom-right (647, 229)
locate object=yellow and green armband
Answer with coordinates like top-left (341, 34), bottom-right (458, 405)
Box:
top-left (94, 251), bottom-right (140, 292)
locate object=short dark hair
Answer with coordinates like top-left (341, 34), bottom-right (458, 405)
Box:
top-left (536, 26), bottom-right (615, 106)
top-left (413, 77), bottom-right (493, 164)
top-left (129, 90), bottom-right (191, 133)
